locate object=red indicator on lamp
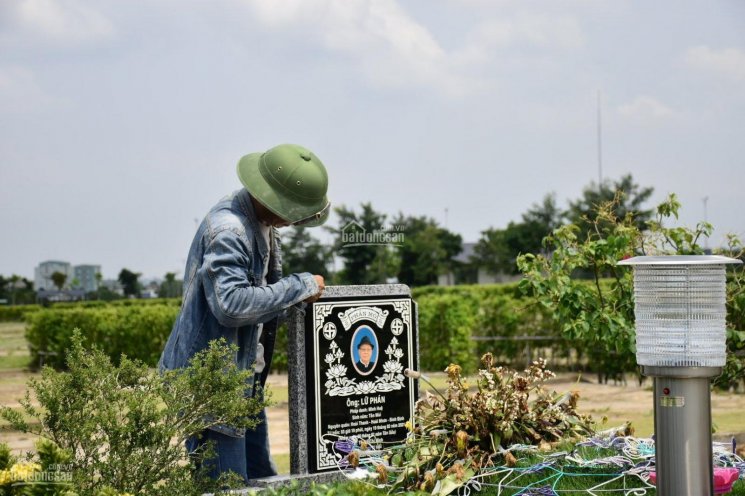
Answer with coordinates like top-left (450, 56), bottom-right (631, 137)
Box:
top-left (663, 387), bottom-right (670, 395)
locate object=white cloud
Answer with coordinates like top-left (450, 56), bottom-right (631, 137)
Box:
top-left (9, 0), bottom-right (114, 43)
top-left (685, 45), bottom-right (745, 81)
top-left (618, 96), bottom-right (674, 121)
top-left (465, 14), bottom-right (583, 53)
top-left (245, 0), bottom-right (467, 95)
top-left (243, 1), bottom-right (584, 97)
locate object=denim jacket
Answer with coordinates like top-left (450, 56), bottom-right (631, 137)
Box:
top-left (158, 189), bottom-right (319, 437)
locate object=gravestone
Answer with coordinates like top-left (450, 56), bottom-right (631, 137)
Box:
top-left (288, 284), bottom-right (419, 475)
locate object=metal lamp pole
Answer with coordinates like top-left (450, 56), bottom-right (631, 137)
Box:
top-left (618, 255), bottom-right (742, 496)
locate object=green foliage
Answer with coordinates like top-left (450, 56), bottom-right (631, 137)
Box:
top-left (25, 305), bottom-right (179, 368)
top-left (281, 226), bottom-right (332, 277)
top-left (0, 333), bottom-right (267, 495)
top-left (117, 269), bottom-right (141, 298)
top-left (394, 215), bottom-right (462, 287)
top-left (0, 274), bottom-right (36, 305)
top-left (0, 438), bottom-right (75, 495)
top-left (565, 174), bottom-right (654, 239)
top-left (417, 293), bottom-right (478, 374)
top-left (158, 272), bottom-right (182, 299)
top-left (257, 480), bottom-right (402, 495)
top-left (410, 284), bottom-right (562, 373)
top-left (0, 304), bottom-right (41, 322)
top-left (474, 194), bottom-right (561, 277)
top-left (329, 203), bottom-right (398, 284)
top-left (518, 193), bottom-right (745, 384)
top-left (51, 272), bottom-right (68, 291)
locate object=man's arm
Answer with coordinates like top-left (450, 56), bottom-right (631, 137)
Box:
top-left (201, 230), bottom-right (320, 327)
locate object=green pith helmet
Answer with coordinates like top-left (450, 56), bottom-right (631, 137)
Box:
top-left (236, 144), bottom-right (330, 227)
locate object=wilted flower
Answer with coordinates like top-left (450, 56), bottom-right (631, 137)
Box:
top-left (481, 352), bottom-right (494, 369)
top-left (375, 463), bottom-right (388, 483)
top-left (449, 461), bottom-right (466, 481)
top-left (455, 430), bottom-right (469, 457)
top-left (347, 450), bottom-right (359, 468)
top-left (422, 471), bottom-right (435, 491)
top-left (504, 451), bottom-right (517, 467)
top-left (445, 363), bottom-right (462, 380)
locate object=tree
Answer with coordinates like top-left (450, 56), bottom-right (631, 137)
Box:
top-left (328, 203), bottom-right (397, 284)
top-left (473, 227), bottom-right (510, 276)
top-left (51, 271), bottom-right (67, 291)
top-left (473, 194), bottom-right (563, 277)
top-left (9, 274), bottom-right (21, 305)
top-left (95, 272), bottom-right (103, 300)
top-left (393, 215), bottom-right (462, 286)
top-left (281, 226), bottom-right (331, 277)
top-left (566, 174), bottom-right (654, 238)
top-left (158, 272), bottom-right (182, 299)
top-left (118, 268), bottom-right (141, 298)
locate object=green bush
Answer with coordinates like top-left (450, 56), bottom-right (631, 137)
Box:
top-left (1, 333), bottom-right (266, 495)
top-left (0, 304), bottom-right (41, 322)
top-left (417, 292), bottom-right (479, 373)
top-left (26, 305), bottom-right (179, 369)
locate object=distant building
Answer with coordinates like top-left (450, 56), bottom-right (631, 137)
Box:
top-left (438, 242), bottom-right (521, 286)
top-left (73, 265), bottom-right (102, 293)
top-left (34, 260), bottom-right (73, 291)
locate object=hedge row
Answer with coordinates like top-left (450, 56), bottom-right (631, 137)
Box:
top-left (266, 284), bottom-right (560, 374)
top-left (0, 304), bottom-right (41, 322)
top-left (22, 285), bottom-right (560, 373)
top-left (26, 305), bottom-right (179, 368)
top-left (0, 298), bottom-right (182, 323)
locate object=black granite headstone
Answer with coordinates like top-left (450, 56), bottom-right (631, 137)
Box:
top-left (304, 292), bottom-right (418, 473)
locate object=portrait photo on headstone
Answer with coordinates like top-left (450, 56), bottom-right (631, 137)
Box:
top-left (351, 325), bottom-right (378, 375)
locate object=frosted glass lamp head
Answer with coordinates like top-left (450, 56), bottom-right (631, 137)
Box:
top-left (618, 255), bottom-right (742, 368)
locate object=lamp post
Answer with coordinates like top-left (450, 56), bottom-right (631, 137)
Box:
top-left (618, 255), bottom-right (742, 496)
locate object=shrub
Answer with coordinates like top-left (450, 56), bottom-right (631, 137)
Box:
top-left (417, 293), bottom-right (479, 374)
top-left (0, 304), bottom-right (41, 322)
top-left (25, 305), bottom-right (179, 368)
top-left (1, 333), bottom-right (267, 495)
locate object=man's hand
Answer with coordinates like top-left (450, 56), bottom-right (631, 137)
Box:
top-left (304, 275), bottom-right (325, 303)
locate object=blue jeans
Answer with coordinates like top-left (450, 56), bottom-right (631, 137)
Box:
top-left (187, 408), bottom-right (277, 483)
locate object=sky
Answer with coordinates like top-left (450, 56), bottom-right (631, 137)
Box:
top-left (1, 0), bottom-right (744, 281)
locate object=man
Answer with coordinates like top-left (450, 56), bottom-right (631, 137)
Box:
top-left (355, 335), bottom-right (376, 373)
top-left (158, 143), bottom-right (330, 482)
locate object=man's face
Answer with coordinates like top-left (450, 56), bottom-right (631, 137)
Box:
top-left (359, 344), bottom-right (373, 364)
top-left (251, 197), bottom-right (290, 227)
